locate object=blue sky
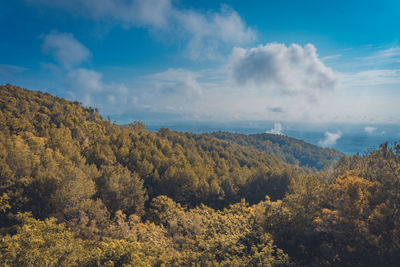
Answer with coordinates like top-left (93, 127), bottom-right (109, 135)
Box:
top-left (1, 0), bottom-right (400, 130)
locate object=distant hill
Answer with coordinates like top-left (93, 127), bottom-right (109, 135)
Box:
top-left (210, 131), bottom-right (343, 170)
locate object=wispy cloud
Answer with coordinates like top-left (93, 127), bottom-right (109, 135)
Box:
top-left (318, 131), bottom-right (342, 147)
top-left (321, 54), bottom-right (342, 61)
top-left (356, 46), bottom-right (400, 68)
top-left (42, 32), bottom-right (91, 68)
top-left (32, 0), bottom-right (254, 60)
top-left (31, 0), bottom-right (173, 28)
top-left (341, 69), bottom-right (400, 86)
top-left (0, 64), bottom-right (28, 77)
top-left (0, 64), bottom-right (29, 83)
top-left (369, 46), bottom-right (400, 60)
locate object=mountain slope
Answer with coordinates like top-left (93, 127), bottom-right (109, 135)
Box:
top-left (210, 131), bottom-right (343, 169)
top-left (0, 84), bottom-right (298, 216)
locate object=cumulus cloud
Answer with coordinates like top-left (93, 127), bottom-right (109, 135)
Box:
top-left (364, 126), bottom-right (377, 134)
top-left (318, 131), bottom-right (342, 147)
top-left (231, 43), bottom-right (338, 99)
top-left (31, 0), bottom-right (254, 60)
top-left (267, 123), bottom-right (283, 135)
top-left (42, 32), bottom-right (91, 68)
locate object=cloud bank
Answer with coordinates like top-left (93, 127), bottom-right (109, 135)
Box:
top-left (37, 30), bottom-right (400, 124)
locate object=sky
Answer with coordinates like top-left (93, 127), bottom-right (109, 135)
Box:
top-left (1, 0), bottom-right (400, 131)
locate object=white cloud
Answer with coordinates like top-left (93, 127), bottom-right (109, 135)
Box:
top-left (42, 32), bottom-right (91, 68)
top-left (231, 43), bottom-right (338, 99)
top-left (267, 123), bottom-right (283, 135)
top-left (318, 131), bottom-right (342, 147)
top-left (364, 126), bottom-right (377, 134)
top-left (32, 0), bottom-right (254, 60)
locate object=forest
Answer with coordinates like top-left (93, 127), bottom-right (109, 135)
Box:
top-left (1, 84), bottom-right (400, 266)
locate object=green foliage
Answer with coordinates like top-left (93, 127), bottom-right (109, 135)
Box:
top-left (0, 213), bottom-right (88, 267)
top-left (149, 196), bottom-right (289, 266)
top-left (97, 165), bottom-right (147, 216)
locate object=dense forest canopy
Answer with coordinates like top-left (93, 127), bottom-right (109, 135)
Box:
top-left (1, 84), bottom-right (400, 266)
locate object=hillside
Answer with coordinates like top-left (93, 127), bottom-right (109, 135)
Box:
top-left (0, 84), bottom-right (300, 212)
top-left (1, 84), bottom-right (400, 266)
top-left (210, 131), bottom-right (343, 170)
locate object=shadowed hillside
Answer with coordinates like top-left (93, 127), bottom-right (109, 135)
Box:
top-left (211, 131), bottom-right (343, 170)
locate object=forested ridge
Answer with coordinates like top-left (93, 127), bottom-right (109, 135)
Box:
top-left (1, 84), bottom-right (400, 266)
top-left (210, 132), bottom-right (342, 170)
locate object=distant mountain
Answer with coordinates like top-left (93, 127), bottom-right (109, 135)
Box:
top-left (210, 131), bottom-right (343, 170)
